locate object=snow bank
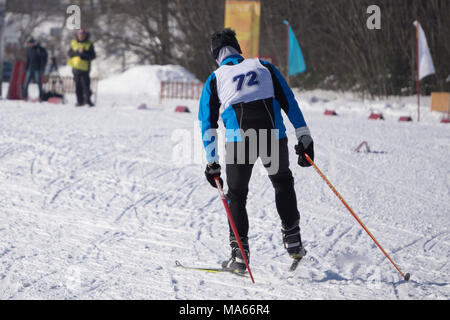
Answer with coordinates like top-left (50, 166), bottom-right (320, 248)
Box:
top-left (54, 57), bottom-right (124, 79)
top-left (97, 65), bottom-right (199, 104)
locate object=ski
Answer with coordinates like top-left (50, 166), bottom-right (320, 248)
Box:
top-left (175, 260), bottom-right (249, 278)
top-left (289, 257), bottom-right (303, 272)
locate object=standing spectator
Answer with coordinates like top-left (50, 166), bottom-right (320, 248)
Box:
top-left (22, 38), bottom-right (47, 101)
top-left (67, 29), bottom-right (96, 107)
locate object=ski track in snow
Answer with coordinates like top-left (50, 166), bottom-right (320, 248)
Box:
top-left (0, 98), bottom-right (449, 300)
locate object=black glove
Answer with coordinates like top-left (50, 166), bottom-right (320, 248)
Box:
top-left (295, 135), bottom-right (314, 167)
top-left (68, 49), bottom-right (80, 57)
top-left (205, 162), bottom-right (223, 188)
top-left (80, 52), bottom-right (89, 60)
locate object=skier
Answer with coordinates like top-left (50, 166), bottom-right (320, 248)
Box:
top-left (22, 38), bottom-right (48, 101)
top-left (67, 29), bottom-right (96, 107)
top-left (199, 29), bottom-right (314, 273)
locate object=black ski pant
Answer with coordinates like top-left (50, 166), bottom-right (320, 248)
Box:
top-left (225, 135), bottom-right (300, 244)
top-left (73, 69), bottom-right (91, 104)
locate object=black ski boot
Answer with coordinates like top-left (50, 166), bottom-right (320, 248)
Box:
top-left (282, 225), bottom-right (307, 259)
top-left (221, 235), bottom-right (249, 274)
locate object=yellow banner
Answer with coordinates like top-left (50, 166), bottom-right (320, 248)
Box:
top-left (224, 0), bottom-right (260, 58)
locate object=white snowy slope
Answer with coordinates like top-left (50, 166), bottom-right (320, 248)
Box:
top-left (96, 65), bottom-right (200, 106)
top-left (0, 86), bottom-right (449, 300)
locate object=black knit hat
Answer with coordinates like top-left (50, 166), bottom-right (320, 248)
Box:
top-left (210, 28), bottom-right (242, 59)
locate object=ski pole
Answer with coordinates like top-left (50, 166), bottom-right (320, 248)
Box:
top-left (303, 154), bottom-right (410, 281)
top-left (214, 177), bottom-right (255, 283)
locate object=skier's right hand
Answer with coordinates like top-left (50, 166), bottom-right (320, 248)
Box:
top-left (205, 162), bottom-right (223, 189)
top-left (295, 135), bottom-right (314, 167)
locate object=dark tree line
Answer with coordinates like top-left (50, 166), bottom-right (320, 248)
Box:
top-left (259, 0), bottom-right (450, 96)
top-left (6, 0), bottom-right (450, 96)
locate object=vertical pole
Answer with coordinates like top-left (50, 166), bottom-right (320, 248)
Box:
top-left (416, 24), bottom-right (420, 122)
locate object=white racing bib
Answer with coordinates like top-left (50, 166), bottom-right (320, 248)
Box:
top-left (214, 58), bottom-right (275, 107)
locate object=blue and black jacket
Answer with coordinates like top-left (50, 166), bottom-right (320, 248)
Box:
top-left (199, 54), bottom-right (308, 163)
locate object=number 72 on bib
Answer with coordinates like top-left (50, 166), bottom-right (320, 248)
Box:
top-left (233, 71), bottom-right (259, 91)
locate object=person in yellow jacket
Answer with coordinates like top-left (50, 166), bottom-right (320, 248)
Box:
top-left (67, 29), bottom-right (96, 107)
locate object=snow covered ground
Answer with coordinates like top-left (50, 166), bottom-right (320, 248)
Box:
top-left (0, 72), bottom-right (449, 300)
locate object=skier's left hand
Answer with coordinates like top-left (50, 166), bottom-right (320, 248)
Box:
top-left (205, 162), bottom-right (223, 188)
top-left (295, 135), bottom-right (314, 167)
